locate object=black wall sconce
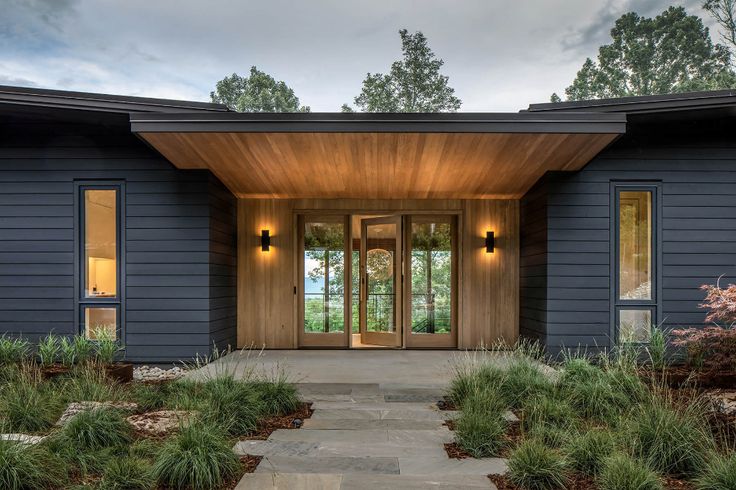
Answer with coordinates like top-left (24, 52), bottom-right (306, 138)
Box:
top-left (485, 231), bottom-right (495, 253)
top-left (261, 229), bottom-right (271, 252)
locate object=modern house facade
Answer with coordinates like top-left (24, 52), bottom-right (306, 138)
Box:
top-left (0, 85), bottom-right (734, 361)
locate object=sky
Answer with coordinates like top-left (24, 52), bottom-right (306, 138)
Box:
top-left (0, 0), bottom-right (719, 112)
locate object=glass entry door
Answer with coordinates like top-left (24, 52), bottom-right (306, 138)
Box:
top-left (359, 216), bottom-right (402, 347)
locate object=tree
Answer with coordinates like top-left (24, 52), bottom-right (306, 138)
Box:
top-left (704, 0), bottom-right (736, 55)
top-left (554, 7), bottom-right (736, 101)
top-left (210, 66), bottom-right (310, 112)
top-left (344, 29), bottom-right (461, 112)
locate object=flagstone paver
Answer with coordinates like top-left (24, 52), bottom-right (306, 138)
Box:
top-left (234, 383), bottom-right (503, 489)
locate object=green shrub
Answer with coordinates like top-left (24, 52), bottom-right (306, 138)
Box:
top-left (563, 428), bottom-right (616, 476)
top-left (598, 453), bottom-right (661, 490)
top-left (252, 378), bottom-right (299, 416)
top-left (455, 409), bottom-right (507, 458)
top-left (61, 409), bottom-right (132, 451)
top-left (501, 359), bottom-right (553, 409)
top-left (0, 440), bottom-right (66, 490)
top-left (695, 452), bottom-right (736, 490)
top-left (0, 336), bottom-right (30, 364)
top-left (100, 456), bottom-right (154, 490)
top-left (0, 375), bottom-right (60, 432)
top-left (152, 422), bottom-right (240, 490)
top-left (625, 394), bottom-right (714, 476)
top-left (201, 376), bottom-right (264, 435)
top-left (507, 439), bottom-right (568, 490)
top-left (37, 335), bottom-right (59, 367)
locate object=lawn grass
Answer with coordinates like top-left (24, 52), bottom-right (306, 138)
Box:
top-left (449, 343), bottom-right (730, 489)
top-left (0, 344), bottom-right (301, 490)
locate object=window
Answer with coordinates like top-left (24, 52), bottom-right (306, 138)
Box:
top-left (77, 184), bottom-right (123, 340)
top-left (613, 185), bottom-right (658, 344)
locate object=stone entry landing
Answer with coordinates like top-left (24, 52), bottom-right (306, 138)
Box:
top-left (234, 383), bottom-right (505, 489)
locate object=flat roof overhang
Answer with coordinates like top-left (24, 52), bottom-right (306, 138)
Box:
top-left (131, 112), bottom-right (626, 199)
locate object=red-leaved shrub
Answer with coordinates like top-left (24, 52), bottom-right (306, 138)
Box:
top-left (670, 277), bottom-right (736, 371)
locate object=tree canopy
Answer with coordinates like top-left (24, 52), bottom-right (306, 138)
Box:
top-left (210, 66), bottom-right (310, 112)
top-left (704, 0), bottom-right (736, 54)
top-left (343, 29), bottom-right (462, 112)
top-left (554, 6), bottom-right (736, 102)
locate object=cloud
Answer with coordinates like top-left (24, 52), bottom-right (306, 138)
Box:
top-left (0, 74), bottom-right (38, 87)
top-left (562, 0), bottom-right (710, 56)
top-left (0, 0), bottom-right (726, 112)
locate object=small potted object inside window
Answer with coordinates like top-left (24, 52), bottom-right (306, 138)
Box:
top-left (91, 326), bottom-right (133, 383)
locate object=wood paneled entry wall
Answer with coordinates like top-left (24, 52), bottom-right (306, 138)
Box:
top-left (237, 199), bottom-right (519, 349)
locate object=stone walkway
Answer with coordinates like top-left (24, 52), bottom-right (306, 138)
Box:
top-left (234, 383), bottom-right (505, 489)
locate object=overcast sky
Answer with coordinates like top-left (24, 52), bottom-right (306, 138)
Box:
top-left (0, 0), bottom-right (717, 111)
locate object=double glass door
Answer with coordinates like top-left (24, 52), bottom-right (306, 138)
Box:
top-left (298, 213), bottom-right (456, 348)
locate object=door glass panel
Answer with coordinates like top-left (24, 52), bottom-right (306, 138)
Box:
top-left (619, 309), bottom-right (652, 343)
top-left (303, 222), bottom-right (345, 333)
top-left (411, 220), bottom-right (452, 334)
top-left (365, 222), bottom-right (396, 333)
top-left (84, 190), bottom-right (117, 298)
top-left (619, 191), bottom-right (652, 300)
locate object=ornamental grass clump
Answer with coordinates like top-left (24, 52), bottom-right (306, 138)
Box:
top-left (61, 408), bottom-right (132, 451)
top-left (500, 359), bottom-right (553, 409)
top-left (93, 327), bottom-right (122, 365)
top-left (624, 392), bottom-right (715, 476)
top-left (522, 394), bottom-right (575, 432)
top-left (59, 336), bottom-right (76, 367)
top-left (100, 456), bottom-right (155, 490)
top-left (695, 452), bottom-right (736, 490)
top-left (507, 438), bottom-right (568, 490)
top-left (448, 361), bottom-right (508, 408)
top-left (152, 422), bottom-right (240, 490)
top-left (37, 334), bottom-right (59, 367)
top-left (563, 428), bottom-right (616, 476)
top-left (0, 370), bottom-right (61, 432)
top-left (201, 375), bottom-right (265, 435)
top-left (62, 362), bottom-right (123, 402)
top-left (597, 452), bottom-right (662, 490)
top-left (252, 373), bottom-right (300, 416)
top-left (0, 336), bottom-right (30, 365)
top-left (73, 335), bottom-right (95, 364)
top-left (455, 389), bottom-right (508, 457)
top-left (0, 440), bottom-right (66, 490)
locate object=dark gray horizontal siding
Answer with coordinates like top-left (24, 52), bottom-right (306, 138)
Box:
top-left (535, 128), bottom-right (736, 353)
top-left (520, 177), bottom-right (548, 344)
top-left (0, 113), bottom-right (237, 362)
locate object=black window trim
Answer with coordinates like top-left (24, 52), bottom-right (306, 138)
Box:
top-left (74, 181), bottom-right (125, 341)
top-left (610, 181), bottom-right (662, 345)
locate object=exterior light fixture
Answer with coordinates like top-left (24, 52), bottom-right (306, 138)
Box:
top-left (485, 231), bottom-right (495, 253)
top-left (261, 229), bottom-right (270, 252)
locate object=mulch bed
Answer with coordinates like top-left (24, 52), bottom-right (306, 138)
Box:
top-left (438, 397), bottom-right (458, 411)
top-left (444, 442), bottom-right (472, 459)
top-left (242, 402), bottom-right (314, 440)
top-left (240, 454), bottom-right (262, 474)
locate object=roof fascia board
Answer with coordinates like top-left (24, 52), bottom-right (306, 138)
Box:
top-left (527, 91), bottom-right (736, 114)
top-left (0, 86), bottom-right (228, 114)
top-left (129, 112), bottom-right (627, 134)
